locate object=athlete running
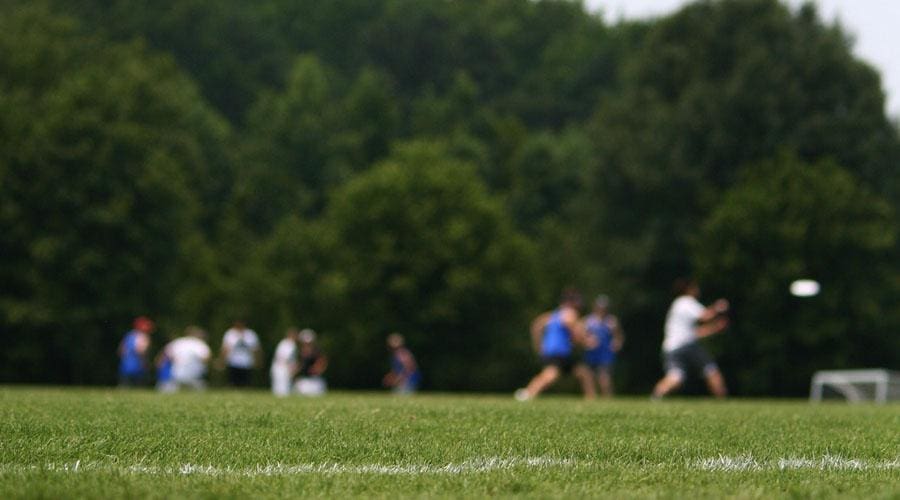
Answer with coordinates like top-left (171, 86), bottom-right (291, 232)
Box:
top-left (515, 288), bottom-right (595, 401)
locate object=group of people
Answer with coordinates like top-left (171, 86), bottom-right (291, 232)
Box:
top-left (118, 320), bottom-right (213, 392)
top-left (119, 320), bottom-right (264, 393)
top-left (118, 319), bottom-right (421, 396)
top-left (516, 278), bottom-right (729, 400)
top-left (270, 328), bottom-right (327, 396)
top-left (514, 289), bottom-right (625, 401)
top-left (120, 277), bottom-right (726, 399)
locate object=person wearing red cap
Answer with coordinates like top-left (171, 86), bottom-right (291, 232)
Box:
top-left (118, 316), bottom-right (155, 386)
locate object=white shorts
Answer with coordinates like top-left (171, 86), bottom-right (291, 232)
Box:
top-left (295, 377), bottom-right (327, 396)
top-left (271, 365), bottom-right (293, 397)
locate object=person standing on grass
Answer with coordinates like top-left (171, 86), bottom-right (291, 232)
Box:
top-left (270, 328), bottom-right (299, 397)
top-left (218, 320), bottom-right (262, 388)
top-left (155, 335), bottom-right (175, 393)
top-left (295, 329), bottom-right (328, 396)
top-left (117, 316), bottom-right (155, 387)
top-left (383, 333), bottom-right (420, 394)
top-left (166, 326), bottom-right (212, 391)
top-left (579, 294), bottom-right (625, 398)
top-left (652, 278), bottom-right (730, 399)
top-left (515, 288), bottom-right (596, 401)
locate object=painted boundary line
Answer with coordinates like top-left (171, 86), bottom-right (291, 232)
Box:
top-left (694, 455), bottom-right (900, 472)
top-left (1, 455), bottom-right (898, 477)
top-left (0, 457), bottom-right (577, 477)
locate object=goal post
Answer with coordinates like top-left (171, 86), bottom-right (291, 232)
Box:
top-left (809, 369), bottom-right (900, 404)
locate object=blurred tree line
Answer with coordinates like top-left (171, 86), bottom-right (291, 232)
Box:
top-left (1, 0), bottom-right (897, 395)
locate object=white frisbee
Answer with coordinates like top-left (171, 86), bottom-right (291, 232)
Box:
top-left (790, 279), bottom-right (820, 297)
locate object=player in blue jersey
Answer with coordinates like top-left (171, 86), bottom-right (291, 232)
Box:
top-left (515, 288), bottom-right (595, 401)
top-left (117, 316), bottom-right (155, 387)
top-left (578, 295), bottom-right (625, 398)
top-left (383, 333), bottom-right (421, 394)
top-left (155, 352), bottom-right (174, 392)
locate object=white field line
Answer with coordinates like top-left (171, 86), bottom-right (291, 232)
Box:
top-left (0, 456), bottom-right (577, 477)
top-left (694, 455), bottom-right (900, 472)
top-left (2, 455), bottom-right (897, 477)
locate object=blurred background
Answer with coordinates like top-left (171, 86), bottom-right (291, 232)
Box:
top-left (1, 0), bottom-right (897, 395)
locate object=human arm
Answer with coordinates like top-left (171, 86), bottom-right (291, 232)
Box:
top-left (695, 298), bottom-right (729, 338)
top-left (309, 354), bottom-right (328, 376)
top-left (610, 316), bottom-right (625, 352)
top-left (564, 310), bottom-right (595, 349)
top-left (217, 347), bottom-right (229, 366)
top-left (133, 333), bottom-right (150, 357)
top-left (382, 360), bottom-right (401, 387)
top-left (216, 332), bottom-right (231, 369)
top-left (254, 345), bottom-right (264, 368)
top-left (135, 334), bottom-right (151, 369)
top-left (199, 344), bottom-right (212, 367)
top-left (696, 316), bottom-right (729, 338)
top-left (699, 299), bottom-right (729, 322)
top-left (530, 312), bottom-right (551, 352)
top-left (383, 349), bottom-right (416, 387)
top-left (397, 349), bottom-right (416, 377)
top-left (154, 347), bottom-right (168, 368)
top-left (251, 331), bottom-right (263, 367)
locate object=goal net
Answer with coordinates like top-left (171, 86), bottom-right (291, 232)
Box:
top-left (810, 369), bottom-right (900, 404)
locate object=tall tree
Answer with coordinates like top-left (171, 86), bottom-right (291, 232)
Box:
top-left (693, 154), bottom-right (898, 395)
top-left (51, 0), bottom-right (292, 123)
top-left (236, 56), bottom-right (402, 234)
top-left (581, 0), bottom-right (900, 391)
top-left (313, 142), bottom-right (539, 390)
top-left (0, 5), bottom-right (231, 384)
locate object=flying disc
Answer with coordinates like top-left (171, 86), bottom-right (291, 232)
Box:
top-left (790, 279), bottom-right (820, 297)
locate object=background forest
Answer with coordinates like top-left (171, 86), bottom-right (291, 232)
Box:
top-left (1, 0), bottom-right (898, 395)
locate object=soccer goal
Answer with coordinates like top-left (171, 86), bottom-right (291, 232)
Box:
top-left (809, 369), bottom-right (900, 404)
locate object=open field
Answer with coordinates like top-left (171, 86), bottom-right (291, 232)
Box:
top-left (0, 388), bottom-right (897, 498)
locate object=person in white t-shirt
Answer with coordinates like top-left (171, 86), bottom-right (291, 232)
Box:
top-left (652, 278), bottom-right (730, 399)
top-left (218, 320), bottom-right (261, 388)
top-left (270, 328), bottom-right (299, 396)
top-left (165, 326), bottom-right (211, 392)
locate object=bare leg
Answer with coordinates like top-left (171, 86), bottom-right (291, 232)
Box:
top-left (597, 367), bottom-right (614, 398)
top-left (704, 368), bottom-right (727, 399)
top-left (652, 372), bottom-right (683, 398)
top-left (574, 364), bottom-right (596, 400)
top-left (522, 366), bottom-right (561, 399)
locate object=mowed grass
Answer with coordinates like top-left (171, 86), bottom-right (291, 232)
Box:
top-left (0, 388), bottom-right (898, 498)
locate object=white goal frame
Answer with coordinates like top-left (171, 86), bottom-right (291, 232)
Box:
top-left (809, 369), bottom-right (900, 404)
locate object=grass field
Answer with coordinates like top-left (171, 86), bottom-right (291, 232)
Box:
top-left (0, 388), bottom-right (897, 498)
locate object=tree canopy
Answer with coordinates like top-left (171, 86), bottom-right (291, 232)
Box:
top-left (1, 0), bottom-right (898, 394)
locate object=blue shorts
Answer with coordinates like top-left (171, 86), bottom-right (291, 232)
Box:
top-left (585, 350), bottom-right (616, 368)
top-left (394, 371), bottom-right (421, 394)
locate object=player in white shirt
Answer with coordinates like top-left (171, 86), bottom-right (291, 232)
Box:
top-left (652, 278), bottom-right (730, 399)
top-left (218, 320), bottom-right (261, 387)
top-left (270, 328), bottom-right (299, 396)
top-left (165, 326), bottom-right (211, 392)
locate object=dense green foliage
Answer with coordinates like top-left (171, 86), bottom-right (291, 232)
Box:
top-left (1, 0), bottom-right (898, 394)
top-left (694, 154), bottom-right (898, 395)
top-left (0, 389), bottom-right (898, 498)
